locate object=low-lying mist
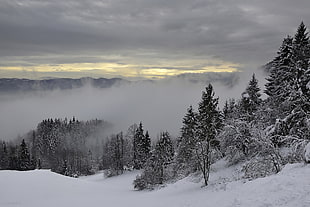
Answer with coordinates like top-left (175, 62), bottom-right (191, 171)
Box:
top-left (0, 72), bottom-right (265, 141)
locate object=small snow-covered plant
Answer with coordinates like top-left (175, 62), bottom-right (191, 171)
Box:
top-left (304, 142), bottom-right (310, 163)
top-left (270, 136), bottom-right (309, 164)
top-left (242, 155), bottom-right (280, 180)
top-left (289, 137), bottom-right (309, 162)
top-left (133, 174), bottom-right (148, 190)
top-left (242, 128), bottom-right (283, 180)
top-left (219, 124), bottom-right (247, 164)
top-left (104, 168), bottom-right (122, 177)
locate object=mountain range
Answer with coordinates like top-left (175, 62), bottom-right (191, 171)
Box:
top-left (0, 77), bottom-right (129, 93)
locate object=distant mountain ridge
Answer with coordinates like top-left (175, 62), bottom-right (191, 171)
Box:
top-left (0, 72), bottom-right (240, 93)
top-left (0, 77), bottom-right (129, 93)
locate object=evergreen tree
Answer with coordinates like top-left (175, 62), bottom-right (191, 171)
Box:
top-left (0, 141), bottom-right (9, 169)
top-left (223, 98), bottom-right (238, 120)
top-left (143, 131), bottom-right (151, 160)
top-left (134, 132), bottom-right (174, 190)
top-left (240, 74), bottom-right (262, 118)
top-left (107, 133), bottom-right (125, 175)
top-left (265, 22), bottom-right (309, 114)
top-left (133, 122), bottom-right (150, 169)
top-left (31, 130), bottom-right (37, 169)
top-left (177, 105), bottom-right (198, 174)
top-left (8, 145), bottom-right (18, 170)
top-left (265, 36), bottom-right (294, 111)
top-left (223, 100), bottom-right (229, 119)
top-left (263, 22), bottom-right (310, 161)
top-left (292, 22), bottom-right (310, 111)
top-left (61, 159), bottom-right (69, 176)
top-left (196, 84), bottom-right (223, 186)
top-left (18, 139), bottom-right (33, 171)
top-left (152, 132), bottom-right (174, 184)
top-left (125, 123), bottom-right (137, 167)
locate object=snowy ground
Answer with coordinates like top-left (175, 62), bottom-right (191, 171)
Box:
top-left (1, 161), bottom-right (310, 207)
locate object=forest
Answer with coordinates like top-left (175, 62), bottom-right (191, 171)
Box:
top-left (0, 22), bottom-right (309, 190)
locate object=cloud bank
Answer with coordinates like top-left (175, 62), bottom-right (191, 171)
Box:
top-left (0, 72), bottom-right (260, 141)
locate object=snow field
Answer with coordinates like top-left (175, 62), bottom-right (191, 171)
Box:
top-left (0, 161), bottom-right (310, 207)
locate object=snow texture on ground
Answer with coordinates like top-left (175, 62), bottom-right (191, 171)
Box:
top-left (0, 161), bottom-right (310, 207)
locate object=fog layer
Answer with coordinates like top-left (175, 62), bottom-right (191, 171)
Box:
top-left (0, 72), bottom-right (265, 140)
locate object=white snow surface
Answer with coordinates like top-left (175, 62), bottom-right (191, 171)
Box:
top-left (1, 161), bottom-right (310, 207)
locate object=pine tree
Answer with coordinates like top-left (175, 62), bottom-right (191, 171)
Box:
top-left (125, 123), bottom-right (137, 167)
top-left (293, 22), bottom-right (309, 76)
top-left (264, 22), bottom-right (310, 159)
top-left (153, 132), bottom-right (174, 184)
top-left (241, 74), bottom-right (262, 118)
top-left (223, 98), bottom-right (238, 121)
top-left (31, 130), bottom-right (37, 169)
top-left (177, 105), bottom-right (198, 174)
top-left (266, 22), bottom-right (309, 113)
top-left (196, 84), bottom-right (223, 186)
top-left (108, 132), bottom-right (125, 175)
top-left (223, 100), bottom-right (229, 119)
top-left (143, 131), bottom-right (151, 161)
top-left (133, 122), bottom-right (150, 169)
top-left (292, 22), bottom-right (310, 111)
top-left (265, 36), bottom-right (294, 110)
top-left (133, 132), bottom-right (174, 190)
top-left (18, 139), bottom-right (32, 171)
top-left (8, 145), bottom-right (18, 170)
top-left (0, 141), bottom-right (9, 169)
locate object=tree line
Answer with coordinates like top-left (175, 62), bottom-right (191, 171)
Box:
top-left (0, 118), bottom-right (111, 176)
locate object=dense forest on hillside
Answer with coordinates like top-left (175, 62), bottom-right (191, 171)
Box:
top-left (0, 22), bottom-right (309, 190)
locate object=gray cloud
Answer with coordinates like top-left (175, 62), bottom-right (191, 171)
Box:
top-left (0, 0), bottom-right (309, 73)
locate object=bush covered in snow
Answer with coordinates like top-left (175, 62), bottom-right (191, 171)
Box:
top-left (304, 142), bottom-right (310, 163)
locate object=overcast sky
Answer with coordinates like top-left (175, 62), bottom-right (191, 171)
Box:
top-left (0, 0), bottom-right (309, 79)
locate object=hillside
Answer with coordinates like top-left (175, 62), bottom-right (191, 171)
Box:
top-left (1, 161), bottom-right (309, 207)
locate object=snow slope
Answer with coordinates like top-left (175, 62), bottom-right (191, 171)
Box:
top-left (1, 162), bottom-right (310, 207)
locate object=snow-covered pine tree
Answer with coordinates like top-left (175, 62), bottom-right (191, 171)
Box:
top-left (125, 123), bottom-right (137, 168)
top-left (133, 122), bottom-right (151, 169)
top-left (240, 73), bottom-right (262, 118)
top-left (196, 84), bottom-right (223, 186)
top-left (109, 132), bottom-right (125, 175)
top-left (291, 22), bottom-right (310, 112)
top-left (143, 130), bottom-right (151, 162)
top-left (223, 100), bottom-right (229, 119)
top-left (293, 22), bottom-right (309, 88)
top-left (176, 105), bottom-right (198, 175)
top-left (266, 22), bottom-right (309, 114)
top-left (0, 141), bottom-right (9, 169)
top-left (18, 139), bottom-right (33, 171)
top-left (264, 22), bottom-right (310, 162)
top-left (265, 36), bottom-right (294, 114)
top-left (154, 132), bottom-right (174, 184)
top-left (223, 98), bottom-right (238, 120)
top-left (133, 132), bottom-right (174, 190)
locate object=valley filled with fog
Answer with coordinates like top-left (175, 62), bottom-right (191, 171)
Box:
top-left (0, 72), bottom-right (255, 141)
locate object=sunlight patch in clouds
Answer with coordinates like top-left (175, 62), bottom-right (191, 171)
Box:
top-left (0, 60), bottom-right (240, 79)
